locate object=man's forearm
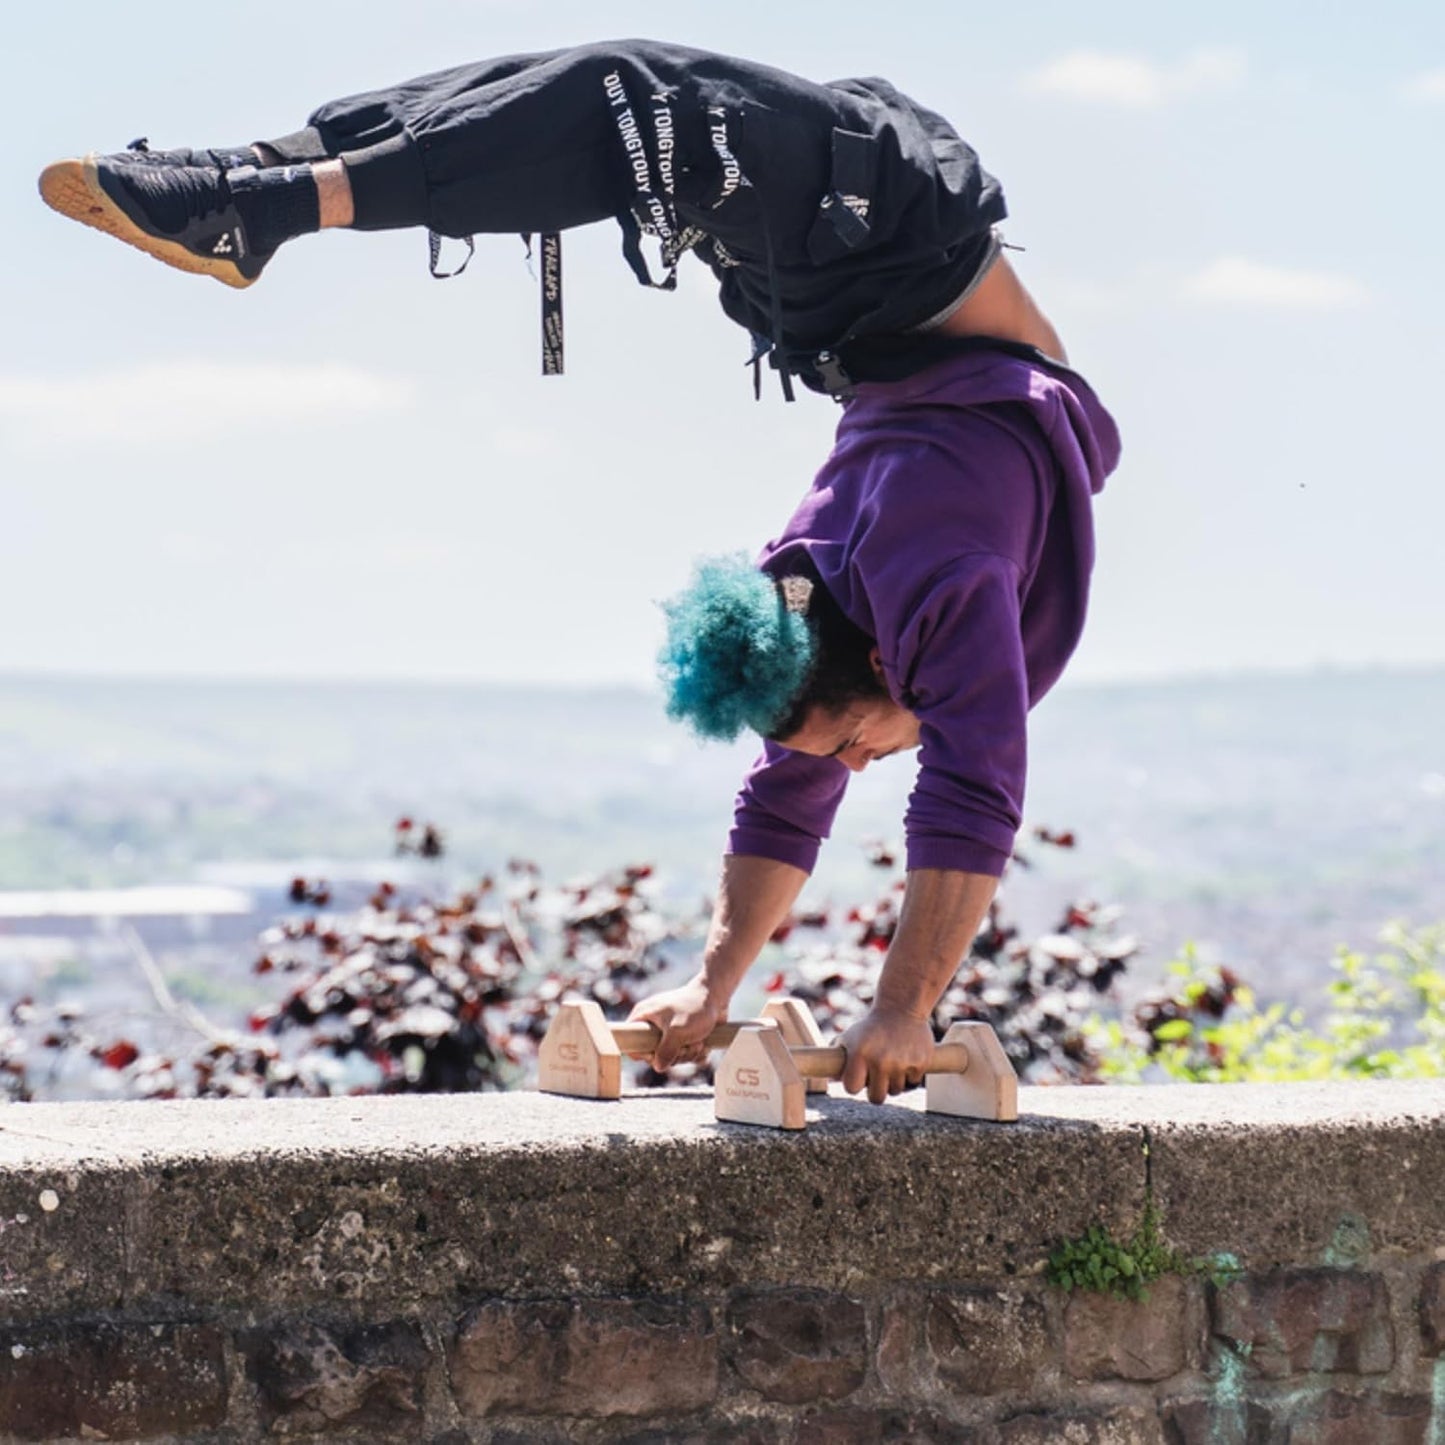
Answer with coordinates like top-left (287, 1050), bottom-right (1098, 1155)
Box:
top-left (873, 868), bottom-right (999, 1020)
top-left (697, 853), bottom-right (809, 1008)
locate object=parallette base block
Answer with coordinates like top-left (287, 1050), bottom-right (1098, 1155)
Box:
top-left (714, 1023), bottom-right (806, 1130)
top-left (925, 1021), bottom-right (1018, 1121)
top-left (537, 999), bottom-right (622, 1101)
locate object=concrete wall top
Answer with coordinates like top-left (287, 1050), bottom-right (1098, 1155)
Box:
top-left (1, 1082), bottom-right (1442, 1322)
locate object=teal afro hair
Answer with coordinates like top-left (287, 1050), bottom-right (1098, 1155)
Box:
top-left (657, 554), bottom-right (815, 742)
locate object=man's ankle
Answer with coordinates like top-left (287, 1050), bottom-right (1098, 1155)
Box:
top-left (313, 159), bottom-right (354, 229)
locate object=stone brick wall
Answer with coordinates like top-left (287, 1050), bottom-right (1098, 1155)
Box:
top-left (0, 1082), bottom-right (1441, 1441)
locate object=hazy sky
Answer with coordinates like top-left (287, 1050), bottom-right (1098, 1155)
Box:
top-left (5, 1), bottom-right (1442, 687)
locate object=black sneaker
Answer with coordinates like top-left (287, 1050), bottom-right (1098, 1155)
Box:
top-left (39, 150), bottom-right (270, 288)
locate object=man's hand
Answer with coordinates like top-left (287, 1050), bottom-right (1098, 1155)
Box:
top-left (625, 975), bottom-right (724, 1072)
top-left (842, 868), bottom-right (999, 1104)
top-left (838, 1004), bottom-right (937, 1105)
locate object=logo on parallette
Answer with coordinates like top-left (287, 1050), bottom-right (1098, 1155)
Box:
top-left (726, 1065), bottom-right (770, 1100)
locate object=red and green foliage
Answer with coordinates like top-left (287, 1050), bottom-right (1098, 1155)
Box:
top-left (0, 823), bottom-right (1141, 1101)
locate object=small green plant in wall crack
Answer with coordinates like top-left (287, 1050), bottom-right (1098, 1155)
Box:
top-left (1046, 1198), bottom-right (1241, 1301)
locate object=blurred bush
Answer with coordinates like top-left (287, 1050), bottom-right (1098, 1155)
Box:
top-left (2, 819), bottom-right (1438, 1101)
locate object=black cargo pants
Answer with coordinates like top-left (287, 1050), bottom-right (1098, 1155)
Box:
top-left (262, 39), bottom-right (1008, 396)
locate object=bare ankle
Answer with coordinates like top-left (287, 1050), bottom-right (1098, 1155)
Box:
top-left (314, 159), bottom-right (355, 229)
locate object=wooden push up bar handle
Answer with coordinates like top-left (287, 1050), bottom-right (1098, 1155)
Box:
top-left (608, 1021), bottom-right (745, 1055)
top-left (608, 1028), bottom-right (970, 1078)
top-left (786, 1042), bottom-right (971, 1080)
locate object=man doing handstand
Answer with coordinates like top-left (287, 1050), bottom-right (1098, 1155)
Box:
top-left (40, 39), bottom-right (1121, 1104)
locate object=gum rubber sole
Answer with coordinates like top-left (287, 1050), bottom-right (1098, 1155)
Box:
top-left (38, 156), bottom-right (255, 289)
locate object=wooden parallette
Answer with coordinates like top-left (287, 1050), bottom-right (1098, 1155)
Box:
top-left (536, 997), bottom-right (827, 1101)
top-left (713, 1021), bottom-right (1019, 1131)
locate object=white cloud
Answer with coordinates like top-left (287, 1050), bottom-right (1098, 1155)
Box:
top-left (0, 361), bottom-right (415, 448)
top-left (1180, 257), bottom-right (1369, 311)
top-left (1021, 47), bottom-right (1246, 108)
top-left (1400, 67), bottom-right (1445, 104)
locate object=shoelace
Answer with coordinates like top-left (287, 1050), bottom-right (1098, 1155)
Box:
top-left (125, 136), bottom-right (255, 172)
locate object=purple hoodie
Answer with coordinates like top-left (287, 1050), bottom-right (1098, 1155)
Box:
top-left (727, 346), bottom-right (1121, 878)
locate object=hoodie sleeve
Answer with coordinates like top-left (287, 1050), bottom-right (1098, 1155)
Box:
top-left (888, 553), bottom-right (1028, 877)
top-left (727, 740), bottom-right (850, 874)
